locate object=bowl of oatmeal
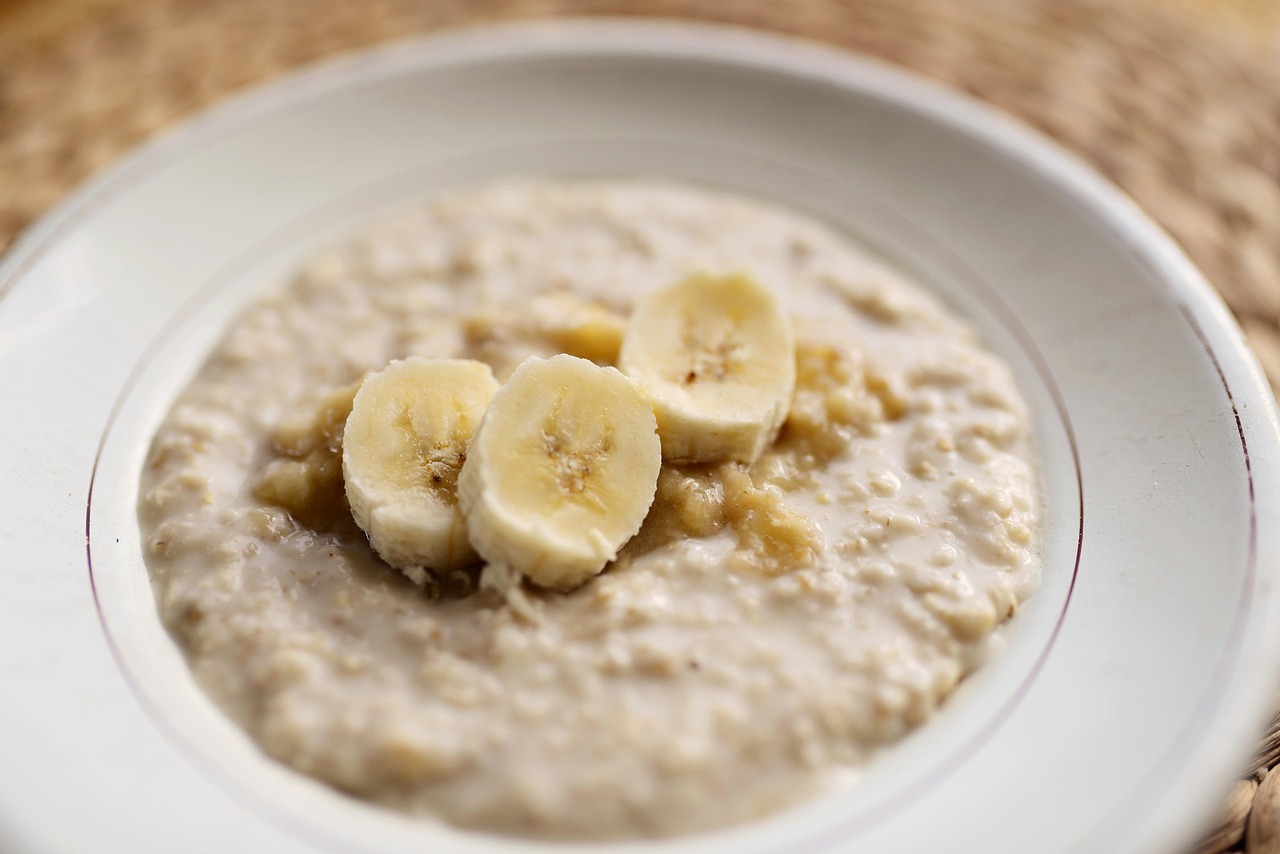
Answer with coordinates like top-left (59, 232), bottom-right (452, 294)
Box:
top-left (1, 18), bottom-right (1278, 854)
top-left (137, 178), bottom-right (1043, 840)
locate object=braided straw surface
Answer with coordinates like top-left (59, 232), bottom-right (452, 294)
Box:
top-left (3, 0), bottom-right (1279, 850)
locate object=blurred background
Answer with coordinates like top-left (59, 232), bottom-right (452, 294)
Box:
top-left (3, 0), bottom-right (1278, 403)
top-left (2, 0), bottom-right (1278, 850)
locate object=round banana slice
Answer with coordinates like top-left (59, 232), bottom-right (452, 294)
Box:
top-left (619, 272), bottom-right (797, 465)
top-left (458, 354), bottom-right (661, 591)
top-left (342, 357), bottom-right (499, 579)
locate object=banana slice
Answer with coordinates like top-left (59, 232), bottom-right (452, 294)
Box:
top-left (458, 354), bottom-right (661, 591)
top-left (619, 272), bottom-right (796, 465)
top-left (343, 357), bottom-right (499, 579)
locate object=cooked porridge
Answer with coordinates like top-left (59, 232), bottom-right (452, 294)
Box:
top-left (138, 180), bottom-right (1040, 840)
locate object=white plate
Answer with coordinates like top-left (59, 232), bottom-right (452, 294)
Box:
top-left (1, 19), bottom-right (1278, 854)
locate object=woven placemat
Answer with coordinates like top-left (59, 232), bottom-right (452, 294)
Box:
top-left (3, 0), bottom-right (1279, 850)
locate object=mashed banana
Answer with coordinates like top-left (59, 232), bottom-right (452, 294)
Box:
top-left (138, 180), bottom-right (1040, 839)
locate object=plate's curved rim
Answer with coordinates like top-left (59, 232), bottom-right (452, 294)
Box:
top-left (2, 16), bottom-right (1279, 854)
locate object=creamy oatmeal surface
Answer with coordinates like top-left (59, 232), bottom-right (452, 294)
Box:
top-left (139, 180), bottom-right (1040, 840)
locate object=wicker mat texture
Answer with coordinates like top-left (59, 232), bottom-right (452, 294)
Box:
top-left (3, 0), bottom-right (1280, 850)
